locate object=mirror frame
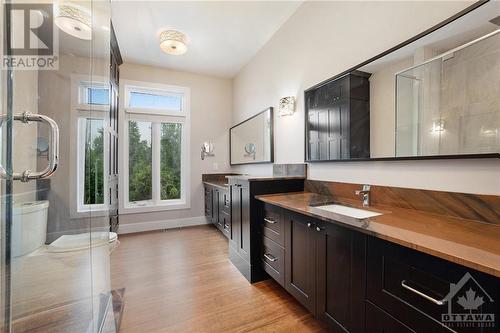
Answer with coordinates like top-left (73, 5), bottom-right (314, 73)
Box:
top-left (229, 107), bottom-right (274, 166)
top-left (304, 0), bottom-right (500, 162)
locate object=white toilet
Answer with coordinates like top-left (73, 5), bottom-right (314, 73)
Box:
top-left (12, 201), bottom-right (49, 257)
top-left (12, 200), bottom-right (118, 257)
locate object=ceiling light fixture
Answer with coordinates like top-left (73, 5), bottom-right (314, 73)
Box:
top-left (55, 4), bottom-right (92, 40)
top-left (160, 30), bottom-right (188, 55)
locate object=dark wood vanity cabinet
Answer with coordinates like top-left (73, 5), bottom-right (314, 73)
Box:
top-left (203, 184), bottom-right (230, 238)
top-left (259, 206), bottom-right (367, 332)
top-left (257, 202), bottom-right (500, 333)
top-left (305, 71), bottom-right (370, 161)
top-left (228, 177), bottom-right (305, 283)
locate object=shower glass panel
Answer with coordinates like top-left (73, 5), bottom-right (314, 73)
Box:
top-left (395, 30), bottom-right (500, 157)
top-left (0, 1), bottom-right (115, 332)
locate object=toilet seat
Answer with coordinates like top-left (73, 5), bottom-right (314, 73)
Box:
top-left (47, 232), bottom-right (118, 253)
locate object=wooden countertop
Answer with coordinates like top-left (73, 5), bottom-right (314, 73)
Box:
top-left (225, 175), bottom-right (305, 182)
top-left (202, 180), bottom-right (228, 189)
top-left (255, 191), bottom-right (500, 278)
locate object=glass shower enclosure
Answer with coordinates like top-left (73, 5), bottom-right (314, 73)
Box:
top-left (395, 29), bottom-right (500, 157)
top-left (1, 1), bottom-right (116, 332)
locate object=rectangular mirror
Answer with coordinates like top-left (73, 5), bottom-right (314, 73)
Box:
top-left (306, 1), bottom-right (500, 161)
top-left (230, 107), bottom-right (273, 165)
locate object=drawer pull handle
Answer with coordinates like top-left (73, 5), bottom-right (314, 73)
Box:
top-left (263, 253), bottom-right (277, 262)
top-left (401, 280), bottom-right (446, 306)
top-left (264, 217), bottom-right (276, 224)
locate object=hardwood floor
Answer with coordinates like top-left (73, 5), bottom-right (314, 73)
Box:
top-left (111, 225), bottom-right (327, 333)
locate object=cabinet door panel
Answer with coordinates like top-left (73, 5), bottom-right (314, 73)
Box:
top-left (317, 223), bottom-right (366, 333)
top-left (308, 110), bottom-right (320, 161)
top-left (365, 301), bottom-right (415, 333)
top-left (285, 213), bottom-right (316, 314)
top-left (239, 185), bottom-right (251, 262)
top-left (318, 109), bottom-right (329, 160)
top-left (230, 185), bottom-right (240, 249)
top-left (328, 105), bottom-right (341, 159)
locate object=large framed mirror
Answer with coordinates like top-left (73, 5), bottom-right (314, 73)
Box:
top-left (305, 1), bottom-right (500, 161)
top-left (230, 107), bottom-right (273, 165)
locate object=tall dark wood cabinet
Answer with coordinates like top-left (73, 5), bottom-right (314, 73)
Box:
top-left (109, 23), bottom-right (122, 232)
top-left (305, 71), bottom-right (371, 161)
top-left (228, 177), bottom-right (305, 283)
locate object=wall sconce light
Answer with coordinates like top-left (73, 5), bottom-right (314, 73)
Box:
top-left (201, 142), bottom-right (214, 160)
top-left (431, 119), bottom-right (445, 133)
top-left (279, 96), bottom-right (296, 116)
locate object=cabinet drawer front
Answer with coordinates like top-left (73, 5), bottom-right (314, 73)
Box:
top-left (261, 236), bottom-right (284, 286)
top-left (367, 237), bottom-right (499, 332)
top-left (261, 204), bottom-right (284, 246)
top-left (365, 301), bottom-right (415, 333)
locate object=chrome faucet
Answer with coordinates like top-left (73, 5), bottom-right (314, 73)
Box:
top-left (355, 184), bottom-right (371, 207)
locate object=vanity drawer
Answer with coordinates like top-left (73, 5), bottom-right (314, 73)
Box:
top-left (261, 236), bottom-right (284, 286)
top-left (367, 237), bottom-right (499, 332)
top-left (261, 204), bottom-right (284, 246)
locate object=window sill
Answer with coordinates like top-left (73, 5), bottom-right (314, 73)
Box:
top-left (71, 206), bottom-right (110, 219)
top-left (120, 200), bottom-right (190, 215)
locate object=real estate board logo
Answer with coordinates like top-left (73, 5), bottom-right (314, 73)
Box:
top-left (3, 3), bottom-right (58, 70)
top-left (441, 272), bottom-right (495, 329)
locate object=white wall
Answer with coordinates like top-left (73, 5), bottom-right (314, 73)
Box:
top-left (232, 1), bottom-right (500, 195)
top-left (118, 63), bottom-right (233, 229)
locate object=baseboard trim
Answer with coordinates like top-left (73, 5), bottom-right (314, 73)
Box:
top-left (117, 216), bottom-right (210, 235)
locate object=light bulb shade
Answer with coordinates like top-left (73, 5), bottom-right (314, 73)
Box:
top-left (160, 30), bottom-right (188, 55)
top-left (55, 4), bottom-right (92, 40)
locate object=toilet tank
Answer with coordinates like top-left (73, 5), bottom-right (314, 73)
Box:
top-left (12, 200), bottom-right (49, 257)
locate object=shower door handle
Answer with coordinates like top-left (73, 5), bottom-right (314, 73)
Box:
top-left (0, 112), bottom-right (59, 182)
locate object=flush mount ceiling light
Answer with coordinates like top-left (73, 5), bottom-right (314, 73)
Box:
top-left (55, 4), bottom-right (92, 40)
top-left (279, 96), bottom-right (296, 116)
top-left (160, 30), bottom-right (188, 55)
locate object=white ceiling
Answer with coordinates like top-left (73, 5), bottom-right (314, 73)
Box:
top-left (111, 1), bottom-right (303, 78)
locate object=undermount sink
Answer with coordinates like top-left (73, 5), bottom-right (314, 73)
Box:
top-left (313, 204), bottom-right (382, 219)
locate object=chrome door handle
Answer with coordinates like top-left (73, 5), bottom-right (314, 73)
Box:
top-left (264, 217), bottom-right (276, 224)
top-left (263, 253), bottom-right (277, 262)
top-left (0, 112), bottom-right (59, 182)
top-left (401, 280), bottom-right (446, 306)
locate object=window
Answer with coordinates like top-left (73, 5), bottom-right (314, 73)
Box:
top-left (129, 92), bottom-right (182, 111)
top-left (122, 81), bottom-right (190, 213)
top-left (79, 82), bottom-right (110, 107)
top-left (72, 77), bottom-right (111, 216)
top-left (88, 87), bottom-right (110, 105)
top-left (79, 118), bottom-right (106, 208)
top-left (124, 85), bottom-right (187, 115)
top-left (128, 121), bottom-right (152, 202)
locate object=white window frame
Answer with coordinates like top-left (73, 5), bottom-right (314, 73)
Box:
top-left (120, 80), bottom-right (190, 214)
top-left (70, 75), bottom-right (110, 218)
top-left (77, 81), bottom-right (110, 111)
